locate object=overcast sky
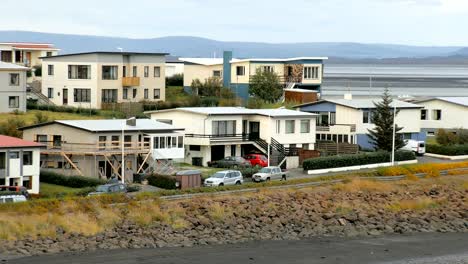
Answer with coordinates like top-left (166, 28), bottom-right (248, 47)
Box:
top-left (1, 0), bottom-right (467, 46)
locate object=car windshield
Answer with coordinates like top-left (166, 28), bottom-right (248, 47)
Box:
top-left (96, 185), bottom-right (110, 193)
top-left (259, 168), bottom-right (272, 173)
top-left (211, 172), bottom-right (226, 178)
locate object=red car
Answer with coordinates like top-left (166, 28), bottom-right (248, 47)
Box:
top-left (244, 154), bottom-right (268, 167)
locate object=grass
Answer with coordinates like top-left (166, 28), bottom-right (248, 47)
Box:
top-left (333, 178), bottom-right (395, 193)
top-left (0, 110), bottom-right (106, 126)
top-left (39, 183), bottom-right (91, 198)
top-left (387, 197), bottom-right (441, 212)
top-left (166, 86), bottom-right (191, 102)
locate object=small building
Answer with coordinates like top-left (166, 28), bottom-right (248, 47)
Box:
top-left (145, 107), bottom-right (317, 168)
top-left (295, 97), bottom-right (424, 149)
top-left (20, 119), bottom-right (185, 181)
top-left (0, 135), bottom-right (44, 194)
top-left (41, 51), bottom-right (168, 109)
top-left (415, 97), bottom-right (468, 137)
top-left (165, 56), bottom-right (184, 77)
top-left (181, 51), bottom-right (328, 101)
top-left (0, 42), bottom-right (59, 68)
top-left (0, 61), bottom-right (28, 113)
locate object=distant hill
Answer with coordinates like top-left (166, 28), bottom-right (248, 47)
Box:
top-left (0, 31), bottom-right (466, 60)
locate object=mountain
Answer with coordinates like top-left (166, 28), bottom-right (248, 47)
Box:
top-left (0, 31), bottom-right (465, 59)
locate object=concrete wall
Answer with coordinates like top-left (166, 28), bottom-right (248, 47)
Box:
top-left (0, 69), bottom-right (27, 113)
top-left (183, 64), bottom-right (223, 87)
top-left (418, 99), bottom-right (468, 132)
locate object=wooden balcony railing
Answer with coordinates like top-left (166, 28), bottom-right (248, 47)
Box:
top-left (37, 141), bottom-right (151, 153)
top-left (122, 77), bottom-right (140, 87)
top-left (316, 124), bottom-right (356, 133)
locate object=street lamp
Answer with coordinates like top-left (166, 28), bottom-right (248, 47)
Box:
top-left (391, 103), bottom-right (396, 166)
top-left (121, 120), bottom-right (125, 183)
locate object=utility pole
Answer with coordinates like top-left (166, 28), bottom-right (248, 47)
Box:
top-left (391, 104), bottom-right (396, 166)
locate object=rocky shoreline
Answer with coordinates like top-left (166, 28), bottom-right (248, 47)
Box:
top-left (1, 177), bottom-right (467, 258)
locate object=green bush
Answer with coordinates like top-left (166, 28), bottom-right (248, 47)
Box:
top-left (40, 171), bottom-right (106, 188)
top-left (147, 174), bottom-right (177, 189)
top-left (238, 166), bottom-right (262, 178)
top-left (303, 151), bottom-right (415, 171)
top-left (426, 144), bottom-right (468, 156)
top-left (27, 101), bottom-right (100, 116)
top-left (166, 74), bottom-right (184, 86)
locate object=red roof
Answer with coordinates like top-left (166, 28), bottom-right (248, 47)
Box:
top-left (0, 135), bottom-right (44, 148)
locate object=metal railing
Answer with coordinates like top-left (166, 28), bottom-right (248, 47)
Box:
top-left (316, 124), bottom-right (356, 133)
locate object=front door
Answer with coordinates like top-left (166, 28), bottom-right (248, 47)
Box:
top-left (249, 122), bottom-right (260, 140)
top-left (63, 89), bottom-right (68, 105)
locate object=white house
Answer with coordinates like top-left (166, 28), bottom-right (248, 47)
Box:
top-left (0, 61), bottom-right (28, 113)
top-left (145, 107), bottom-right (317, 167)
top-left (0, 135), bottom-right (44, 194)
top-left (295, 97), bottom-right (424, 149)
top-left (415, 97), bottom-right (468, 137)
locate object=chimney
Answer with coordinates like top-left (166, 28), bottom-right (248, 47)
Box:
top-left (126, 117), bottom-right (136, 126)
top-left (223, 51), bottom-right (232, 88)
top-left (344, 93), bottom-right (353, 100)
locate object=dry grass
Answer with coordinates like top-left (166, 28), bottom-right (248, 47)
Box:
top-left (207, 203), bottom-right (233, 222)
top-left (333, 179), bottom-right (395, 193)
top-left (387, 197), bottom-right (441, 212)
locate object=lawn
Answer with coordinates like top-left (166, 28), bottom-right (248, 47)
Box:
top-left (0, 110), bottom-right (119, 126)
top-left (166, 86), bottom-right (191, 102)
top-left (39, 183), bottom-right (91, 198)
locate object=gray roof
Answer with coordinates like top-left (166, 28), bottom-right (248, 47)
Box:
top-left (417, 97), bottom-right (468, 107)
top-left (147, 107), bottom-right (317, 118)
top-left (40, 51), bottom-right (169, 59)
top-left (297, 98), bottom-right (423, 109)
top-left (0, 61), bottom-right (28, 70)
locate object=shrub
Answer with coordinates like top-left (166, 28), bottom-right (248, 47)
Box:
top-left (147, 174), bottom-right (177, 189)
top-left (166, 73), bottom-right (183, 87)
top-left (426, 144), bottom-right (468, 156)
top-left (238, 166), bottom-right (261, 178)
top-left (27, 102), bottom-right (100, 116)
top-left (40, 171), bottom-right (105, 188)
top-left (303, 151), bottom-right (415, 171)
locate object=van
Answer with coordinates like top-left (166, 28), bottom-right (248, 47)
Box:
top-left (402, 140), bottom-right (426, 156)
top-left (0, 195), bottom-right (27, 204)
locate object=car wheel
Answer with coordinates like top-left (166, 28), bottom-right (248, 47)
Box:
top-left (218, 183), bottom-right (224, 187)
top-left (266, 177), bottom-right (271, 182)
top-left (235, 181), bottom-right (241, 185)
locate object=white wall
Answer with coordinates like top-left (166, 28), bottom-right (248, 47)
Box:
top-left (0, 69), bottom-right (27, 113)
top-left (165, 63), bottom-right (184, 77)
top-left (418, 100), bottom-right (468, 130)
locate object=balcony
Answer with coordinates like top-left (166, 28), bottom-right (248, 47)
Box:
top-left (317, 124), bottom-right (356, 133)
top-left (37, 140), bottom-right (150, 155)
top-left (122, 77), bottom-right (140, 87)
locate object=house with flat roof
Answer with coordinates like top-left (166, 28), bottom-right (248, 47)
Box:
top-left (145, 107), bottom-right (317, 168)
top-left (295, 96), bottom-right (424, 149)
top-left (20, 119), bottom-right (185, 181)
top-left (0, 135), bottom-right (44, 194)
top-left (415, 97), bottom-right (468, 137)
top-left (41, 51), bottom-right (168, 109)
top-left (181, 51), bottom-right (328, 101)
top-left (0, 61), bottom-right (28, 113)
top-left (0, 42), bottom-right (59, 68)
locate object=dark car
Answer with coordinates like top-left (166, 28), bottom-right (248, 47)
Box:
top-left (0, 186), bottom-right (30, 199)
top-left (87, 183), bottom-right (127, 196)
top-left (244, 154), bottom-right (268, 167)
top-left (208, 156), bottom-right (252, 168)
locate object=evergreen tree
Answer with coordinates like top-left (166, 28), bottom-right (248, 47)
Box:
top-left (368, 89), bottom-right (405, 151)
top-left (249, 68), bottom-right (283, 102)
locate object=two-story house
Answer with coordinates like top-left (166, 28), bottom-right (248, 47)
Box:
top-left (0, 42), bottom-right (59, 68)
top-left (0, 135), bottom-right (44, 194)
top-left (41, 52), bottom-right (167, 109)
top-left (145, 107), bottom-right (317, 168)
top-left (181, 51), bottom-right (327, 101)
top-left (0, 61), bottom-right (28, 113)
top-left (295, 97), bottom-right (424, 149)
top-left (20, 119), bottom-right (185, 181)
top-left (415, 97), bottom-right (468, 137)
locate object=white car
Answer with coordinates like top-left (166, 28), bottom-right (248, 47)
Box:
top-left (252, 166), bottom-right (287, 182)
top-left (402, 139), bottom-right (426, 156)
top-left (204, 170), bottom-right (243, 187)
top-left (0, 194), bottom-right (27, 203)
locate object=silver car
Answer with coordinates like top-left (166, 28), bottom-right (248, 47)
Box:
top-left (204, 170), bottom-right (243, 187)
top-left (252, 166), bottom-right (287, 182)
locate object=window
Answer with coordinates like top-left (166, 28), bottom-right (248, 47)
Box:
top-left (144, 89), bottom-right (149, 99)
top-left (330, 112), bottom-right (336, 125)
top-left (157, 119), bottom-right (173, 125)
top-left (304, 66), bottom-right (319, 79)
top-left (102, 66), bottom-right (118, 80)
top-left (48, 65), bottom-right (54, 76)
top-left (144, 66), bottom-right (149, 77)
top-left (73, 89), bottom-right (91, 102)
top-left (262, 66), bottom-right (274, 72)
top-left (236, 66), bottom-right (245, 76)
top-left (46, 52), bottom-right (52, 57)
top-left (315, 112), bottom-right (333, 126)
top-left (8, 96), bottom-right (19, 108)
top-left (36, 135), bottom-right (47, 143)
top-left (123, 66), bottom-right (127, 77)
top-left (212, 121), bottom-right (236, 135)
top-left (285, 120), bottom-right (295, 134)
top-left (124, 135), bottom-right (132, 148)
top-left (300, 120), bottom-right (310, 133)
top-left (132, 66), bottom-right (137, 77)
top-left (9, 152), bottom-right (19, 159)
top-left (213, 70), bottom-right (222, 77)
top-left (47, 88), bottom-right (54, 99)
top-left (231, 145), bottom-right (236, 156)
top-left (401, 133), bottom-right (412, 140)
top-left (154, 66), bottom-right (161, 77)
top-left (0, 152), bottom-right (6, 169)
top-left (276, 120), bottom-right (281, 134)
top-left (171, 136), bottom-right (177, 148)
top-left (153, 137), bottom-right (160, 149)
top-left (112, 135), bottom-right (119, 147)
top-left (363, 111), bottom-right (372, 124)
top-left (189, 145), bottom-right (201, 151)
top-left (421, 109), bottom-right (428, 120)
top-left (427, 131), bottom-right (435, 136)
top-left (132, 88), bottom-right (137, 99)
top-left (68, 65), bottom-right (91, 79)
top-left (178, 136), bottom-right (184, 148)
top-left (433, 109), bottom-right (442, 120)
top-left (102, 89), bottom-right (117, 103)
top-left (98, 136), bottom-right (107, 150)
top-left (123, 88), bottom-right (128, 99)
top-left (9, 73), bottom-right (19, 86)
top-left (303, 143), bottom-right (309, 150)
top-left (160, 137), bottom-right (166, 149)
top-left (154, 89), bottom-right (160, 99)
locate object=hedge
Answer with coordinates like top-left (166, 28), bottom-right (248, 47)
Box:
top-left (27, 100), bottom-right (100, 116)
top-left (426, 144), bottom-right (468, 156)
top-left (147, 174), bottom-right (177, 189)
top-left (303, 151), bottom-right (416, 171)
top-left (40, 171), bottom-right (106, 188)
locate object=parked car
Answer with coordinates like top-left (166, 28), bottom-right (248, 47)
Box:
top-left (0, 186), bottom-right (30, 199)
top-left (0, 194), bottom-right (27, 203)
top-left (87, 183), bottom-right (127, 196)
top-left (208, 156), bottom-right (252, 168)
top-left (402, 140), bottom-right (426, 156)
top-left (252, 166), bottom-right (287, 182)
top-left (244, 154), bottom-right (268, 167)
top-left (204, 170), bottom-right (243, 187)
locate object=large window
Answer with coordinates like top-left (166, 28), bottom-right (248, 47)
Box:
top-left (48, 65), bottom-right (54, 76)
top-left (0, 152), bottom-right (5, 170)
top-left (9, 73), bottom-right (19, 86)
top-left (36, 135), bottom-right (47, 143)
top-left (132, 66), bottom-right (137, 77)
top-left (68, 65), bottom-right (91, 79)
top-left (314, 112), bottom-right (335, 126)
top-left (213, 70), bottom-right (222, 77)
top-left (144, 66), bottom-right (149, 78)
top-left (8, 96), bottom-right (19, 108)
top-left (123, 88), bottom-right (128, 99)
top-left (300, 120), bottom-right (310, 133)
top-left (154, 66), bottom-right (161, 77)
top-left (102, 66), bottom-right (118, 80)
top-left (433, 109), bottom-right (442, 120)
top-left (212, 121), bottom-right (236, 136)
top-left (363, 110), bottom-right (373, 124)
top-left (178, 136), bottom-right (184, 148)
top-left (285, 120), bottom-right (295, 134)
top-left (132, 88), bottom-right (137, 99)
top-left (47, 88), bottom-right (54, 99)
top-left (236, 66), bottom-right (245, 76)
top-left (154, 89), bottom-right (160, 99)
top-left (73, 88), bottom-right (91, 103)
top-left (144, 89), bottom-right (149, 99)
top-left (102, 89), bottom-right (117, 103)
top-left (420, 109), bottom-right (428, 120)
top-left (304, 66), bottom-right (319, 79)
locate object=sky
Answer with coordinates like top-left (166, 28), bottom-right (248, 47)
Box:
top-left (0, 0), bottom-right (467, 46)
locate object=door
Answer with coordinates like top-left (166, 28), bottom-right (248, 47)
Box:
top-left (52, 135), bottom-right (62, 148)
top-left (211, 145), bottom-right (225, 162)
top-left (26, 52), bottom-right (32, 66)
top-left (249, 122), bottom-right (260, 140)
top-left (63, 89), bottom-right (68, 105)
